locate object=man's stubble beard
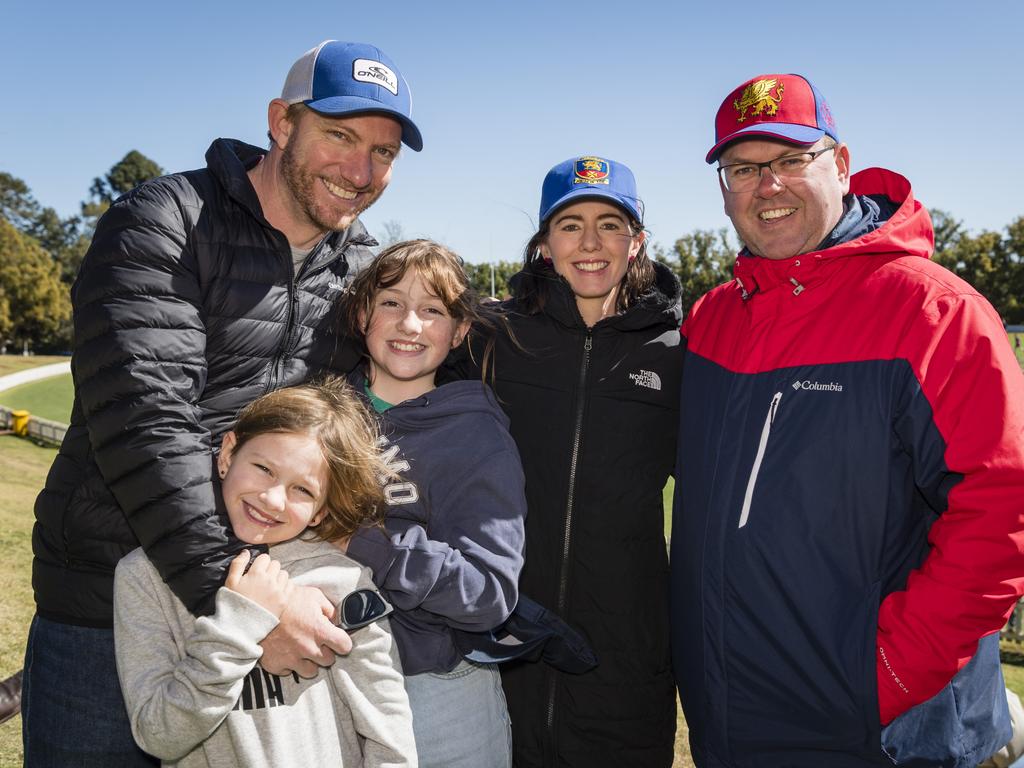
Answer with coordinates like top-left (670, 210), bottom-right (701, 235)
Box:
top-left (280, 141), bottom-right (383, 233)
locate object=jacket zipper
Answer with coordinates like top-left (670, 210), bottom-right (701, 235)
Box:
top-left (266, 241), bottom-right (321, 394)
top-left (738, 391), bottom-right (782, 528)
top-left (545, 332), bottom-right (593, 741)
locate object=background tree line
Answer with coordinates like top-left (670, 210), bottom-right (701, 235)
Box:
top-left (2, 160), bottom-right (1022, 351)
top-left (0, 151), bottom-right (163, 352)
top-left (462, 214), bottom-right (1024, 325)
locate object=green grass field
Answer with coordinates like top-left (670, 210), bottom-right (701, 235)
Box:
top-left (0, 374), bottom-right (73, 423)
top-left (0, 436), bottom-right (56, 765)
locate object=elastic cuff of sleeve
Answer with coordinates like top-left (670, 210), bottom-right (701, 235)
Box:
top-left (213, 587), bottom-right (280, 641)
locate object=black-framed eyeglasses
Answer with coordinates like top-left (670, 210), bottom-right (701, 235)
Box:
top-left (717, 145), bottom-right (836, 192)
top-left (336, 588), bottom-right (394, 631)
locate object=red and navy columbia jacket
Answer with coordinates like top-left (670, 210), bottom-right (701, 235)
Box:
top-left (671, 168), bottom-right (1024, 767)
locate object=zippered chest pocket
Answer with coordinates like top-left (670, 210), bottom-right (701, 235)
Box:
top-left (738, 391), bottom-right (782, 528)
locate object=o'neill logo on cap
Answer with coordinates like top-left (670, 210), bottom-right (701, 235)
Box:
top-left (353, 59), bottom-right (399, 96)
top-left (734, 78), bottom-right (784, 123)
top-left (574, 156), bottom-right (610, 185)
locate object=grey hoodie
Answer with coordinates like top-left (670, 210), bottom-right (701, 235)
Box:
top-left (113, 538), bottom-right (416, 767)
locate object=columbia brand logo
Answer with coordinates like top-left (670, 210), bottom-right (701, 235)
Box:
top-left (792, 380), bottom-right (844, 392)
top-left (629, 370), bottom-right (662, 391)
top-left (352, 59), bottom-right (399, 95)
top-left (328, 281), bottom-right (345, 291)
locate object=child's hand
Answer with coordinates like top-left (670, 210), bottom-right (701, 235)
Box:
top-left (225, 551), bottom-right (294, 620)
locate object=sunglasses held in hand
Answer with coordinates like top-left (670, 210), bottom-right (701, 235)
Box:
top-left (336, 588), bottom-right (394, 631)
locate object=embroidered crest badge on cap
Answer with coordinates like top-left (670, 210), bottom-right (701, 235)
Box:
top-left (574, 156), bottom-right (610, 185)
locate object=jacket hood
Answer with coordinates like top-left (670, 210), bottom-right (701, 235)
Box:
top-left (381, 379), bottom-right (512, 432)
top-left (348, 368), bottom-right (511, 432)
top-left (508, 259), bottom-right (683, 331)
top-left (731, 167), bottom-right (934, 298)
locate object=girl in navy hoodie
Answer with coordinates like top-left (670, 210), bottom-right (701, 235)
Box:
top-left (341, 239), bottom-right (527, 768)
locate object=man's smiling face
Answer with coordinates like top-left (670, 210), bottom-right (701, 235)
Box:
top-left (719, 137), bottom-right (850, 260)
top-left (279, 108), bottom-right (401, 236)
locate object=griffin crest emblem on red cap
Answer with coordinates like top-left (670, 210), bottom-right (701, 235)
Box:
top-left (734, 79), bottom-right (785, 123)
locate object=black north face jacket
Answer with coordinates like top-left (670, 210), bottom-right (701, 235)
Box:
top-left (32, 139), bottom-right (372, 626)
top-left (455, 261), bottom-right (683, 767)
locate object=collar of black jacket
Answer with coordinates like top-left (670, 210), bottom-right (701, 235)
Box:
top-left (203, 138), bottom-right (378, 254)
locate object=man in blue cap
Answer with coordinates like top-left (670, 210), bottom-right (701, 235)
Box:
top-left (23, 40), bottom-right (422, 766)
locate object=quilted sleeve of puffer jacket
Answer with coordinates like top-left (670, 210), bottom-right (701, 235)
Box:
top-left (72, 176), bottom-right (238, 616)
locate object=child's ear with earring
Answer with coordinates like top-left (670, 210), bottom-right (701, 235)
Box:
top-left (217, 431), bottom-right (238, 479)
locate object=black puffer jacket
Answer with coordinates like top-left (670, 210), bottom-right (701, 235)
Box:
top-left (32, 139), bottom-right (372, 626)
top-left (456, 261), bottom-right (683, 767)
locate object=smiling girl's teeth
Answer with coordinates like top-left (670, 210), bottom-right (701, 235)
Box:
top-left (574, 261), bottom-right (609, 272)
top-left (323, 179), bottom-right (357, 199)
top-left (390, 341), bottom-right (423, 352)
top-left (245, 503), bottom-right (278, 525)
top-left (759, 208), bottom-right (796, 221)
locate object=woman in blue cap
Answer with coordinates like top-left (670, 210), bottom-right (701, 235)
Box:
top-left (452, 155), bottom-right (682, 767)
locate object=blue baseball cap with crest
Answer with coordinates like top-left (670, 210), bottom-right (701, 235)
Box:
top-left (538, 155), bottom-right (643, 226)
top-left (281, 40), bottom-right (423, 151)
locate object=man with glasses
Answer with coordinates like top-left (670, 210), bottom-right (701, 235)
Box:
top-left (670, 73), bottom-right (1024, 766)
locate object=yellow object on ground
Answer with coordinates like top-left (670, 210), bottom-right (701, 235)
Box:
top-left (10, 410), bottom-right (29, 437)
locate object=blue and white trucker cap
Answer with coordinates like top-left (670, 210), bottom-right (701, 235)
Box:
top-left (281, 40), bottom-right (423, 151)
top-left (538, 155), bottom-right (643, 226)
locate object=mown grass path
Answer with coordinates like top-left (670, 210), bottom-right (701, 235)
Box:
top-left (0, 355), bottom-right (68, 378)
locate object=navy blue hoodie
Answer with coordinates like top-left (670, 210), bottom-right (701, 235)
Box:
top-left (346, 378), bottom-right (527, 675)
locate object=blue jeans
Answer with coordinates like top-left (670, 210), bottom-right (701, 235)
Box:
top-left (22, 615), bottom-right (158, 767)
top-left (404, 660), bottom-right (512, 768)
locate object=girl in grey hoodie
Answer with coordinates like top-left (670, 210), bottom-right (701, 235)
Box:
top-left (113, 380), bottom-right (417, 767)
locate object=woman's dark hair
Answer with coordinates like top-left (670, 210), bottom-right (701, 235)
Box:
top-left (514, 205), bottom-right (655, 316)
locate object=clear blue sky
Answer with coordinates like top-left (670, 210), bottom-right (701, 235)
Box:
top-left (3, 0), bottom-right (1022, 263)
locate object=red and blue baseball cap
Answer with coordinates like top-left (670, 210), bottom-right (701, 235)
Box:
top-left (705, 74), bottom-right (838, 164)
top-left (281, 40), bottom-right (423, 152)
top-left (538, 155), bottom-right (643, 226)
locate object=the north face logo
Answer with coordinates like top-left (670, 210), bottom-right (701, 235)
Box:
top-left (629, 370), bottom-right (662, 391)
